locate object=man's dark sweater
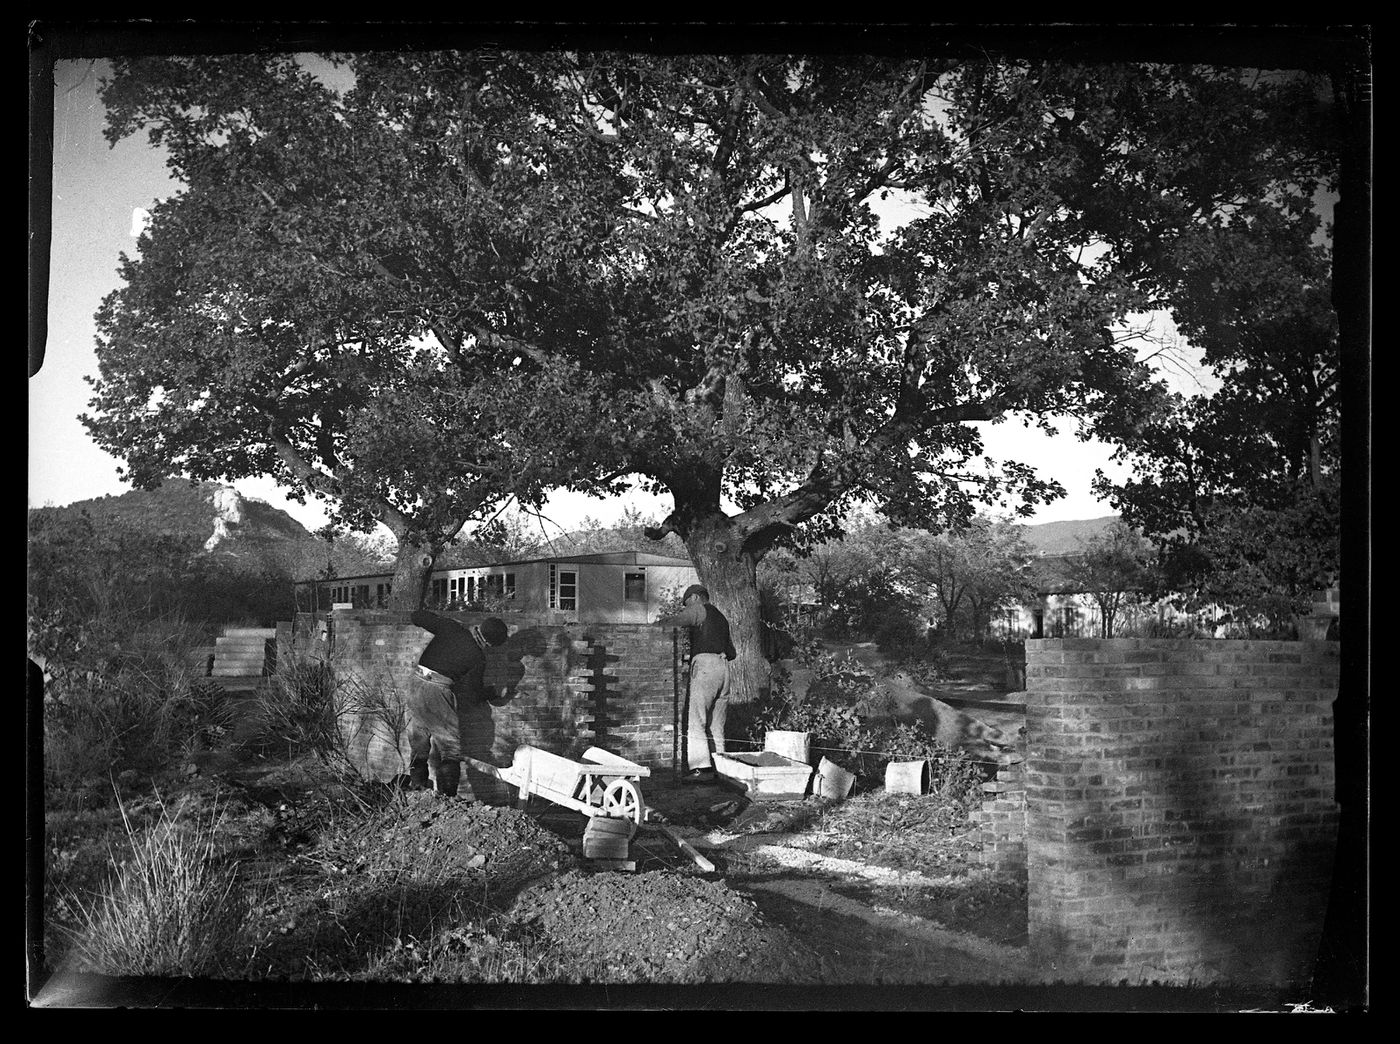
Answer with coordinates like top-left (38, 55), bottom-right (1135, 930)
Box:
top-left (410, 609), bottom-right (488, 695)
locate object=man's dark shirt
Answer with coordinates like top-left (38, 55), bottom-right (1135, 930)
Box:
top-left (658, 601), bottom-right (736, 660)
top-left (411, 609), bottom-right (488, 696)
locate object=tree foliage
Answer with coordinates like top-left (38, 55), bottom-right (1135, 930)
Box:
top-left (1065, 519), bottom-right (1156, 638)
top-left (86, 51), bottom-right (1335, 693)
top-left (1091, 109), bottom-right (1341, 623)
top-left (27, 509), bottom-right (288, 669)
top-left (898, 517), bottom-right (1037, 641)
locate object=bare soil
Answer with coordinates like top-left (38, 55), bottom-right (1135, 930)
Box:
top-left (38, 646), bottom-right (1033, 998)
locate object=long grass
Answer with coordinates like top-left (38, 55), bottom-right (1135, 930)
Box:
top-left (257, 654), bottom-right (409, 761)
top-left (65, 793), bottom-right (256, 978)
top-left (42, 611), bottom-right (232, 794)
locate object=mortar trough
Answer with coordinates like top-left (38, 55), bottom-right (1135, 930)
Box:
top-left (712, 750), bottom-right (815, 800)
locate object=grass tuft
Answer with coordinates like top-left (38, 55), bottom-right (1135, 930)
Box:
top-left (66, 792), bottom-right (255, 978)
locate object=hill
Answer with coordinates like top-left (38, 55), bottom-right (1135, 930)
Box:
top-left (29, 481), bottom-right (383, 578)
top-left (1019, 515), bottom-right (1118, 555)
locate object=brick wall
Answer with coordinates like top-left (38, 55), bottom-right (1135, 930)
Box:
top-left (1022, 638), bottom-right (1339, 986)
top-left (282, 611), bottom-right (682, 801)
top-left (971, 759), bottom-right (1027, 884)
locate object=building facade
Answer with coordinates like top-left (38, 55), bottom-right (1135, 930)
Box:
top-left (299, 551), bottom-right (700, 624)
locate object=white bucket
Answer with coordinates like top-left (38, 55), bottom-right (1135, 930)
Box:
top-left (816, 757), bottom-right (856, 800)
top-left (764, 730), bottom-right (811, 764)
top-left (884, 759), bottom-right (930, 795)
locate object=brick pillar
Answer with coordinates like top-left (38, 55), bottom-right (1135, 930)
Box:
top-left (1023, 638), bottom-right (1339, 986)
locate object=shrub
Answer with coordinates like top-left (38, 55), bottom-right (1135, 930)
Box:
top-left (257, 655), bottom-right (342, 755)
top-left (824, 570), bottom-right (924, 645)
top-left (257, 654), bottom-right (408, 780)
top-left (750, 649), bottom-right (984, 806)
top-left (1121, 617), bottom-right (1213, 640)
top-left (66, 796), bottom-right (255, 978)
top-left (41, 611), bottom-right (232, 788)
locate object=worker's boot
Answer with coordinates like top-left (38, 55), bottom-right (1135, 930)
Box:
top-left (408, 758), bottom-right (431, 791)
top-left (435, 759), bottom-right (461, 798)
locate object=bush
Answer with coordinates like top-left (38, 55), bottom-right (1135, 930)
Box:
top-left (749, 650), bottom-right (984, 806)
top-left (41, 612), bottom-right (232, 788)
top-left (257, 654), bottom-right (408, 779)
top-left (1121, 617), bottom-right (1213, 640)
top-left (257, 655), bottom-right (342, 755)
top-left (66, 796), bottom-right (255, 978)
top-left (824, 570), bottom-right (924, 646)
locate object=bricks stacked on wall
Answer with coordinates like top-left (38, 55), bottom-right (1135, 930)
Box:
top-left (971, 759), bottom-right (1027, 884)
top-left (577, 626), bottom-right (677, 768)
top-left (1022, 638), bottom-right (1339, 987)
top-left (286, 612), bottom-right (680, 796)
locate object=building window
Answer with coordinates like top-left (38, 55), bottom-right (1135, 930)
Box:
top-left (484, 573), bottom-right (516, 599)
top-left (376, 583), bottom-right (391, 607)
top-left (624, 571), bottom-right (646, 602)
top-left (1062, 605), bottom-right (1079, 636)
top-left (549, 565), bottom-right (578, 610)
top-left (430, 578), bottom-right (449, 607)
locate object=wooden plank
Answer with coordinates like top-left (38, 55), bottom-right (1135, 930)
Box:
top-left (461, 756), bottom-right (503, 779)
top-left (583, 839), bottom-right (630, 858)
top-left (655, 825), bottom-right (715, 873)
top-left (580, 746), bottom-right (651, 777)
top-left (509, 746), bottom-right (582, 796)
top-left (585, 817), bottom-right (634, 837)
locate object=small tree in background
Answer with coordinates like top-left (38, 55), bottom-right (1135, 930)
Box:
top-left (898, 518), bottom-right (1035, 643)
top-left (1066, 520), bottom-right (1156, 638)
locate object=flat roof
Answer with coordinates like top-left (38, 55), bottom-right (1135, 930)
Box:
top-left (297, 550), bottom-right (694, 584)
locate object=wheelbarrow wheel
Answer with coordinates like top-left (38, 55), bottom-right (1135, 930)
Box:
top-left (601, 778), bottom-right (645, 832)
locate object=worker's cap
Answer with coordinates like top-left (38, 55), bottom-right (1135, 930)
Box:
top-left (681, 585), bottom-right (710, 603)
top-left (480, 618), bottom-right (510, 646)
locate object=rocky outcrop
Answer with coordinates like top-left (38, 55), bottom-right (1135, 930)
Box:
top-left (203, 486), bottom-right (246, 551)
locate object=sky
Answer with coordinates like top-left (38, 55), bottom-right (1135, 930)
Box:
top-left (30, 56), bottom-right (1186, 538)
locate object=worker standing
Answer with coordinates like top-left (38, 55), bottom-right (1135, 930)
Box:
top-left (407, 610), bottom-right (510, 797)
top-left (657, 585), bottom-right (736, 783)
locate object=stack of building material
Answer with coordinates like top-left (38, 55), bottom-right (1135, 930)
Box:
top-left (210, 627), bottom-right (277, 691)
top-left (582, 816), bottom-right (633, 863)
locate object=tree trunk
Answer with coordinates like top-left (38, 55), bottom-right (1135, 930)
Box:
top-left (385, 531), bottom-right (439, 610)
top-left (682, 515), bottom-right (771, 705)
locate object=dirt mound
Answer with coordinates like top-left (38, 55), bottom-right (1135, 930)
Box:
top-left (318, 793), bottom-right (574, 891)
top-left (511, 869), bottom-right (824, 983)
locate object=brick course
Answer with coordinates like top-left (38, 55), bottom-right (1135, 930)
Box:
top-left (1019, 638), bottom-right (1339, 986)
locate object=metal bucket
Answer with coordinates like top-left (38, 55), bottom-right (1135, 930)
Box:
top-left (816, 757), bottom-right (856, 800)
top-left (884, 759), bottom-right (930, 795)
top-left (764, 730), bottom-right (811, 764)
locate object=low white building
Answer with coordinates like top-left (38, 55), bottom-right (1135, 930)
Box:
top-left (300, 550), bottom-right (699, 624)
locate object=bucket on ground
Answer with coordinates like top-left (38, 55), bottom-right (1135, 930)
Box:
top-left (884, 759), bottom-right (930, 795)
top-left (764, 730), bottom-right (811, 765)
top-left (816, 757), bottom-right (856, 800)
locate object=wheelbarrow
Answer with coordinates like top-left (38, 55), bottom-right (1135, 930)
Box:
top-left (495, 745), bottom-right (650, 830)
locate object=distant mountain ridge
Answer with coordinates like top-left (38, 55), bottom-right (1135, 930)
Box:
top-left (32, 484), bottom-right (1118, 574)
top-left (28, 480), bottom-right (378, 578)
top-left (1019, 515), bottom-right (1119, 555)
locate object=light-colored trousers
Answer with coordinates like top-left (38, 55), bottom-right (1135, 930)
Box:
top-left (687, 652), bottom-right (731, 771)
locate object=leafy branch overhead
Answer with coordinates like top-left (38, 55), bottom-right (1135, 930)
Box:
top-left (86, 51), bottom-right (1338, 657)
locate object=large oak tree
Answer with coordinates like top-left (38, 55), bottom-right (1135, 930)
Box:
top-left (86, 51), bottom-right (1333, 702)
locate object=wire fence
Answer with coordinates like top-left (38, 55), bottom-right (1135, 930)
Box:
top-left (721, 734), bottom-right (1006, 767)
